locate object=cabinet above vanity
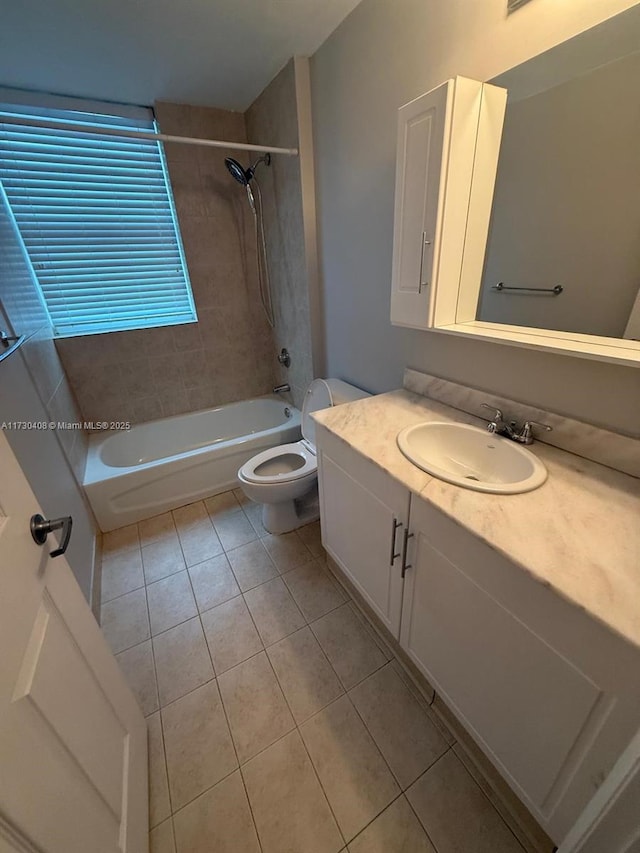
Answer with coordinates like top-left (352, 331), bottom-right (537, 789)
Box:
top-left (312, 381), bottom-right (640, 845)
top-left (390, 6), bottom-right (640, 366)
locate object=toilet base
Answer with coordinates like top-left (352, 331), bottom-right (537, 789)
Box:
top-left (261, 486), bottom-right (319, 534)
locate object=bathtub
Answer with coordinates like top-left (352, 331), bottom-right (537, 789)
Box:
top-left (83, 396), bottom-right (301, 531)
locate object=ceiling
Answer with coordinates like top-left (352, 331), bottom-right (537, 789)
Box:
top-left (0, 0), bottom-right (362, 112)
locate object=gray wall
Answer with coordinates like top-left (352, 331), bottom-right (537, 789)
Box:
top-left (246, 60), bottom-right (315, 409)
top-left (0, 190), bottom-right (97, 599)
top-left (311, 0), bottom-right (640, 436)
top-left (56, 103), bottom-right (276, 425)
top-left (479, 50), bottom-right (640, 337)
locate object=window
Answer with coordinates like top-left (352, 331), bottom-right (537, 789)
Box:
top-left (0, 94), bottom-right (196, 337)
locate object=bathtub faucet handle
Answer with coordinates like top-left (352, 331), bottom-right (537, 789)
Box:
top-left (273, 384), bottom-right (290, 394)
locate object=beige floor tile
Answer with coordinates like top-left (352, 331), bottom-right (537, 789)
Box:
top-left (243, 729), bottom-right (343, 853)
top-left (226, 540), bottom-right (278, 591)
top-left (205, 490), bottom-right (244, 521)
top-left (101, 588), bottom-right (150, 654)
top-left (283, 560), bottom-right (347, 621)
top-left (142, 536), bottom-right (186, 584)
top-left (101, 548), bottom-right (145, 603)
top-left (347, 796), bottom-right (436, 853)
top-left (243, 577), bottom-right (306, 646)
top-left (212, 510), bottom-right (257, 551)
top-left (153, 617), bottom-right (214, 706)
top-left (173, 770), bottom-right (260, 853)
top-left (140, 512), bottom-right (178, 547)
top-left (148, 712), bottom-right (171, 828)
top-left (116, 639), bottom-right (159, 716)
top-left (162, 680), bottom-right (238, 811)
top-left (217, 651), bottom-right (295, 763)
top-left (297, 520), bottom-right (325, 557)
top-left (232, 487), bottom-right (249, 506)
top-left (310, 603), bottom-right (386, 689)
top-left (301, 695), bottom-right (399, 842)
top-left (201, 596), bottom-right (263, 674)
top-left (262, 531), bottom-right (313, 574)
top-left (188, 553), bottom-right (240, 613)
top-left (173, 501), bottom-right (223, 566)
top-left (349, 663), bottom-right (448, 789)
top-left (150, 819), bottom-right (176, 853)
top-left (242, 501), bottom-right (268, 537)
top-left (103, 523), bottom-right (139, 556)
top-left (147, 571), bottom-right (198, 636)
top-left (266, 626), bottom-right (343, 723)
top-left (407, 751), bottom-right (523, 853)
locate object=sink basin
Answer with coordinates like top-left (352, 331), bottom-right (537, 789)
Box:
top-left (397, 422), bottom-right (547, 493)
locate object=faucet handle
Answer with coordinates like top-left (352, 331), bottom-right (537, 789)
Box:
top-left (480, 403), bottom-right (503, 421)
top-left (519, 420), bottom-right (552, 444)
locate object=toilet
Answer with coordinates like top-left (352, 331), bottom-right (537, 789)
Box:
top-left (237, 378), bottom-right (369, 534)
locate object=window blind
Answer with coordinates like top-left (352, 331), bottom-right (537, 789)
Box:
top-left (0, 101), bottom-right (196, 337)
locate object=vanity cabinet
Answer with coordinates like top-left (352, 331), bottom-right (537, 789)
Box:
top-left (318, 432), bottom-right (409, 637)
top-left (390, 76), bottom-right (506, 329)
top-left (316, 427), bottom-right (640, 843)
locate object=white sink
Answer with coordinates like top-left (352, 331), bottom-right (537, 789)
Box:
top-left (397, 421), bottom-right (547, 494)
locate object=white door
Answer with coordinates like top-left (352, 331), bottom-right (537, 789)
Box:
top-left (390, 80), bottom-right (449, 329)
top-left (318, 446), bottom-right (409, 637)
top-left (0, 431), bottom-right (148, 853)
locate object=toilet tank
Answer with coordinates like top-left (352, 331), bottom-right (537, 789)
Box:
top-left (324, 378), bottom-right (371, 405)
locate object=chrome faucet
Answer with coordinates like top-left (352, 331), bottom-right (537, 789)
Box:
top-left (273, 384), bottom-right (290, 394)
top-left (480, 403), bottom-right (552, 445)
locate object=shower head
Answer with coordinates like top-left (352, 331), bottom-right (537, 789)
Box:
top-left (224, 153), bottom-right (271, 186)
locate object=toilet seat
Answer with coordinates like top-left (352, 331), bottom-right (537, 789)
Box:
top-left (238, 440), bottom-right (317, 485)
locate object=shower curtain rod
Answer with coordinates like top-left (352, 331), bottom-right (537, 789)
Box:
top-left (0, 114), bottom-right (299, 156)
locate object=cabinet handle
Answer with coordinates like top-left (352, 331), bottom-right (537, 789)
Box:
top-left (389, 518), bottom-right (402, 566)
top-left (401, 529), bottom-right (414, 578)
top-left (418, 231), bottom-right (432, 293)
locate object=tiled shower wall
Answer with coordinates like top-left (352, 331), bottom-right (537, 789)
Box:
top-left (55, 104), bottom-right (276, 425)
top-left (246, 60), bottom-right (316, 410)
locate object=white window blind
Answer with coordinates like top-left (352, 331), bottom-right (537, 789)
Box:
top-left (0, 99), bottom-right (196, 337)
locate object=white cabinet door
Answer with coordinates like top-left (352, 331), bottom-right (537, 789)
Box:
top-left (318, 437), bottom-right (409, 638)
top-left (0, 432), bottom-right (148, 853)
top-left (401, 496), bottom-right (640, 842)
top-left (390, 79), bottom-right (449, 327)
top-left (390, 77), bottom-right (506, 329)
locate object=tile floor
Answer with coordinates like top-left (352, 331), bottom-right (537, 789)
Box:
top-left (101, 488), bottom-right (530, 853)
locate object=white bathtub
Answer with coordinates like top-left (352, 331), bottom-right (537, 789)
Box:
top-left (83, 396), bottom-right (301, 531)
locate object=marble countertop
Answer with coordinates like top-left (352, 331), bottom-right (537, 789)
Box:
top-left (313, 390), bottom-right (640, 650)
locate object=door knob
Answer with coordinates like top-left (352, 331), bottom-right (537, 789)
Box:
top-left (30, 514), bottom-right (73, 558)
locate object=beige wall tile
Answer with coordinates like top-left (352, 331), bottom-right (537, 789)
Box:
top-left (162, 680), bottom-right (237, 811)
top-left (150, 818), bottom-right (176, 853)
top-left (300, 695), bottom-right (399, 842)
top-left (242, 730), bottom-right (343, 853)
top-left (217, 651), bottom-right (294, 764)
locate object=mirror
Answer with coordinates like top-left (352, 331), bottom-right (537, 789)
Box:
top-left (434, 5), bottom-right (640, 366)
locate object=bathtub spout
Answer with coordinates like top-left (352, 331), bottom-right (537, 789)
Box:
top-left (273, 384), bottom-right (290, 394)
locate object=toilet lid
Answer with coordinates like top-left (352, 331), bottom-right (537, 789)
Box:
top-left (302, 379), bottom-right (333, 445)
